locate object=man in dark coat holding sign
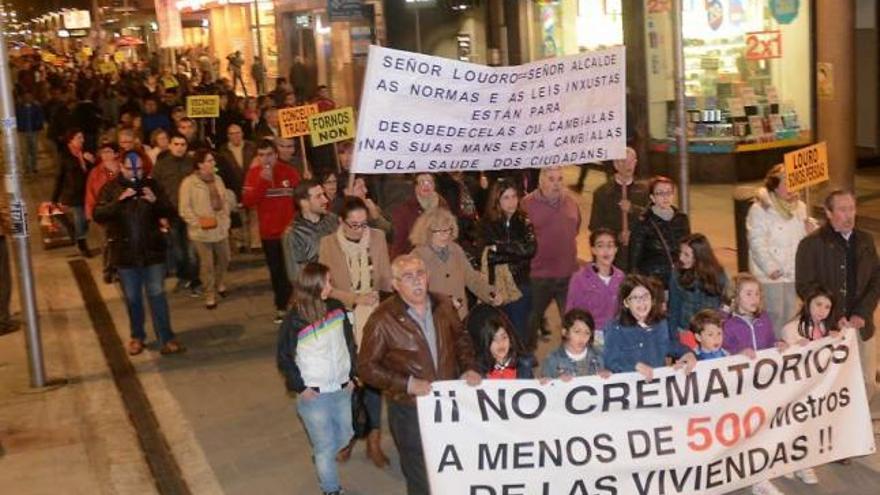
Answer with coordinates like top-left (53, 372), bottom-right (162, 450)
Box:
top-left (796, 190), bottom-right (880, 399)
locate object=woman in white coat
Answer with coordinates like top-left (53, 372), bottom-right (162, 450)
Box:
top-left (746, 164), bottom-right (816, 337)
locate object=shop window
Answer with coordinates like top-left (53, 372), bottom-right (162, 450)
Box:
top-left (528, 0), bottom-right (623, 60)
top-left (646, 0), bottom-right (813, 150)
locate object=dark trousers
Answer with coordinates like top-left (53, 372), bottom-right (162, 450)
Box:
top-left (0, 236), bottom-right (12, 327)
top-left (167, 217), bottom-right (199, 284)
top-left (262, 238), bottom-right (291, 311)
top-left (388, 401), bottom-right (429, 495)
top-left (527, 276), bottom-right (570, 351)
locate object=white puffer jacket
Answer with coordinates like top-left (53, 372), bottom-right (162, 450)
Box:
top-left (746, 188), bottom-right (811, 284)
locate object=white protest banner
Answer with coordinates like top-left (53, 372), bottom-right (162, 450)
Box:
top-left (352, 45), bottom-right (626, 174)
top-left (418, 329), bottom-right (875, 495)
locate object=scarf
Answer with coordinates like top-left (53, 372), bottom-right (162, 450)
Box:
top-left (455, 178), bottom-right (477, 219)
top-left (199, 173), bottom-right (224, 211)
top-left (336, 228), bottom-right (373, 293)
top-left (651, 205), bottom-right (675, 222)
top-left (417, 192), bottom-right (439, 212)
top-left (768, 191), bottom-right (798, 220)
top-left (431, 245), bottom-right (450, 263)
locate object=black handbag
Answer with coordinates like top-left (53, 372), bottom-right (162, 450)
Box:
top-left (351, 384), bottom-right (370, 439)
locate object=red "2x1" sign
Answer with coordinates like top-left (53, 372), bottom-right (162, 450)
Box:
top-left (745, 30), bottom-right (783, 60)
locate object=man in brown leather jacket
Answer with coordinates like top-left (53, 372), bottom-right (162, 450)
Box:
top-left (358, 254), bottom-right (481, 495)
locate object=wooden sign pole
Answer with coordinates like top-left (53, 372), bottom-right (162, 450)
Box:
top-left (299, 135), bottom-right (311, 178)
top-left (333, 142), bottom-right (342, 174)
top-left (621, 182), bottom-right (630, 246)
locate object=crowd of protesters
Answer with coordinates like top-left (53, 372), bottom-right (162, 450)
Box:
top-left (5, 51), bottom-right (880, 495)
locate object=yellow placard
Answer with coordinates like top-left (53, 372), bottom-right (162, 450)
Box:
top-left (278, 104), bottom-right (319, 138)
top-left (114, 51), bottom-right (126, 63)
top-left (41, 53), bottom-right (56, 63)
top-left (308, 107), bottom-right (355, 147)
top-left (186, 95), bottom-right (220, 119)
top-left (98, 60), bottom-right (117, 75)
top-left (784, 142), bottom-right (829, 193)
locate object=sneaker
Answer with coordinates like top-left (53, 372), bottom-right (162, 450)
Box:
top-left (274, 311), bottom-right (285, 324)
top-left (793, 468), bottom-right (818, 484)
top-left (189, 286), bottom-right (204, 298)
top-left (751, 480), bottom-right (784, 495)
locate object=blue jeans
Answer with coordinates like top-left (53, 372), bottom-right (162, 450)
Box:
top-left (19, 131), bottom-right (37, 174)
top-left (71, 206), bottom-right (88, 241)
top-left (364, 386), bottom-right (382, 431)
top-left (117, 263), bottom-right (176, 344)
top-left (503, 282), bottom-right (532, 348)
top-left (296, 388), bottom-right (354, 493)
top-left (166, 218), bottom-right (199, 284)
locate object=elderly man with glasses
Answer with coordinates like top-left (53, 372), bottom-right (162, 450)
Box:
top-left (358, 254), bottom-right (481, 495)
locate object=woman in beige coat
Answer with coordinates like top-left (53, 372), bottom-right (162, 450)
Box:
top-left (179, 149), bottom-right (232, 309)
top-left (410, 207), bottom-right (501, 319)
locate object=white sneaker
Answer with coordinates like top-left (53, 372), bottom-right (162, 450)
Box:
top-left (751, 479), bottom-right (784, 495)
top-left (794, 468), bottom-right (819, 484)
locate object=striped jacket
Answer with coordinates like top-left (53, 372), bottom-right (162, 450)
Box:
top-left (276, 299), bottom-right (356, 394)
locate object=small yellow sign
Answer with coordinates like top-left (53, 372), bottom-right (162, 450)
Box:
top-left (308, 107), bottom-right (355, 147)
top-left (41, 52), bottom-right (56, 63)
top-left (784, 142), bottom-right (829, 193)
top-left (186, 95), bottom-right (221, 119)
top-left (278, 104), bottom-right (319, 138)
top-left (98, 60), bottom-right (117, 75)
top-left (114, 51), bottom-right (126, 63)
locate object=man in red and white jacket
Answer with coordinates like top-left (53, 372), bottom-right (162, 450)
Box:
top-left (242, 139), bottom-right (301, 323)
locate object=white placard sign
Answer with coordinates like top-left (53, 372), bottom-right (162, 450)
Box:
top-left (352, 45), bottom-right (626, 174)
top-left (417, 330), bottom-right (875, 495)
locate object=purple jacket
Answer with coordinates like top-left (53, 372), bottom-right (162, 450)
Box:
top-left (722, 311), bottom-right (776, 354)
top-left (565, 264), bottom-right (625, 332)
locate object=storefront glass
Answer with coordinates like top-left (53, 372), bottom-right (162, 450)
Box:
top-left (646, 0), bottom-right (812, 150)
top-left (527, 0), bottom-right (623, 60)
top-left (250, 0), bottom-right (279, 79)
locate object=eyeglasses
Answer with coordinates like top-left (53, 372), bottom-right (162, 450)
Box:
top-left (652, 190), bottom-right (675, 197)
top-left (626, 292), bottom-right (652, 304)
top-left (396, 270), bottom-right (427, 285)
top-left (345, 221), bottom-right (368, 230)
top-left (431, 227), bottom-right (453, 235)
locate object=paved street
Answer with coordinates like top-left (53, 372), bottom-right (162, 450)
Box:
top-left (1, 145), bottom-right (880, 494)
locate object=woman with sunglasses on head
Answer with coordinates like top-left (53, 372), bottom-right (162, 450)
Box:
top-left (410, 207), bottom-right (503, 320)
